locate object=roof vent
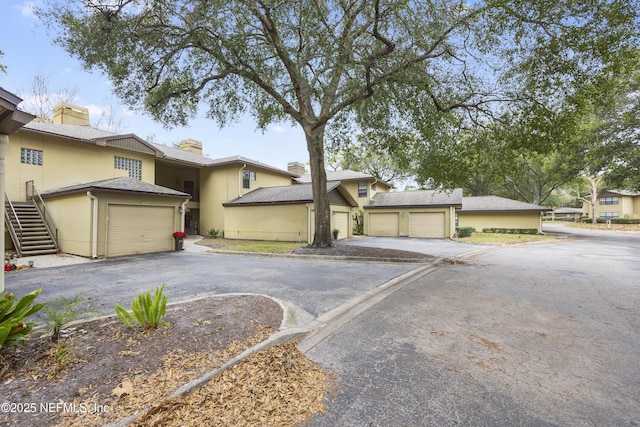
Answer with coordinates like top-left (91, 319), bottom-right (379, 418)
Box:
top-left (52, 102), bottom-right (90, 126)
top-left (178, 138), bottom-right (203, 156)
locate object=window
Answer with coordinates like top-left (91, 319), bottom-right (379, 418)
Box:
top-left (114, 156), bottom-right (142, 180)
top-left (599, 197), bottom-right (619, 205)
top-left (358, 181), bottom-right (367, 198)
top-left (600, 212), bottom-right (619, 218)
top-left (21, 148), bottom-right (43, 165)
top-left (371, 183), bottom-right (377, 192)
top-left (243, 170), bottom-right (256, 189)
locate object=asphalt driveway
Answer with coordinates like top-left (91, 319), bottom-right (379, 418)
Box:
top-left (306, 224), bottom-right (640, 426)
top-left (5, 250), bottom-right (426, 323)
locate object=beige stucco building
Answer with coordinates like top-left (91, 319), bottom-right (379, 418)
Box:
top-left (458, 196), bottom-right (550, 233)
top-left (5, 103), bottom-right (297, 257)
top-left (364, 189), bottom-right (462, 238)
top-left (5, 101), bottom-right (564, 259)
top-left (582, 190), bottom-right (640, 220)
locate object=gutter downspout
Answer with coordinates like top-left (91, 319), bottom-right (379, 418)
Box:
top-left (239, 164), bottom-right (247, 198)
top-left (307, 204), bottom-right (312, 244)
top-left (0, 135), bottom-right (8, 291)
top-left (450, 206), bottom-right (455, 240)
top-left (181, 199), bottom-right (189, 232)
top-left (87, 191), bottom-right (99, 259)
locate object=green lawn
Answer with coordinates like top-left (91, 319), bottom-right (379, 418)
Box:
top-left (196, 238), bottom-right (305, 253)
top-left (456, 233), bottom-right (560, 245)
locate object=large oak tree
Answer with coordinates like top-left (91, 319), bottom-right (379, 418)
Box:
top-left (39, 0), bottom-right (638, 246)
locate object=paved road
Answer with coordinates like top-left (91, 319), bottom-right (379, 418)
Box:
top-left (306, 224), bottom-right (640, 426)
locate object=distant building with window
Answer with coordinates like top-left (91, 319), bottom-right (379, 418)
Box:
top-left (582, 190), bottom-right (640, 220)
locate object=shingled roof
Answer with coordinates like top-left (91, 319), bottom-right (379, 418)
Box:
top-left (365, 188), bottom-right (463, 209)
top-left (41, 177), bottom-right (191, 199)
top-left (295, 169), bottom-right (390, 187)
top-left (24, 121), bottom-right (118, 141)
top-left (461, 196), bottom-right (551, 212)
top-left (224, 182), bottom-right (357, 206)
top-left (23, 122), bottom-right (295, 177)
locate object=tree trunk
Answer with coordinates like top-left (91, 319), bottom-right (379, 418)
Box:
top-left (305, 125), bottom-right (333, 247)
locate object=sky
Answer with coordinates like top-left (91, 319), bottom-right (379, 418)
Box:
top-left (0, 1), bottom-right (310, 172)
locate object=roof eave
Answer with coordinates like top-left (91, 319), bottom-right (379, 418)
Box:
top-left (365, 203), bottom-right (462, 210)
top-left (43, 187), bottom-right (191, 199)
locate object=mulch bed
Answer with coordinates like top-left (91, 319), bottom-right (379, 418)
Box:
top-left (0, 294), bottom-right (330, 427)
top-left (293, 244), bottom-right (434, 261)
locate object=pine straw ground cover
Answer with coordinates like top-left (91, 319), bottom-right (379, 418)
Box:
top-left (0, 294), bottom-right (332, 426)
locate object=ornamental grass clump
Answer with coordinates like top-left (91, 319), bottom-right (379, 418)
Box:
top-left (0, 289), bottom-right (44, 349)
top-left (115, 283), bottom-right (169, 329)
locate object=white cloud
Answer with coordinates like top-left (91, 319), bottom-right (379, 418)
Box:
top-left (16, 1), bottom-right (36, 18)
top-left (272, 125), bottom-right (286, 134)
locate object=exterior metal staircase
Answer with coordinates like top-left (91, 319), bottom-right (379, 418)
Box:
top-left (6, 191), bottom-right (59, 257)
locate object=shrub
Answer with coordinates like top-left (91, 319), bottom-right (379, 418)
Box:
top-left (581, 218), bottom-right (640, 224)
top-left (0, 289), bottom-right (44, 349)
top-left (207, 228), bottom-right (221, 238)
top-left (482, 228), bottom-right (539, 234)
top-left (114, 284), bottom-right (169, 329)
top-left (44, 296), bottom-right (99, 342)
top-left (456, 227), bottom-right (475, 238)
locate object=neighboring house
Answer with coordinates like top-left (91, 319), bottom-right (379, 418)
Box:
top-left (582, 190), bottom-right (640, 220)
top-left (458, 196), bottom-right (551, 233)
top-left (294, 169), bottom-right (391, 209)
top-left (363, 189), bottom-right (463, 238)
top-left (223, 182), bottom-right (357, 242)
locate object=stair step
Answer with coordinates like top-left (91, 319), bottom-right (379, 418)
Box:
top-left (21, 243), bottom-right (56, 250)
top-left (19, 249), bottom-right (59, 256)
top-left (6, 199), bottom-right (58, 257)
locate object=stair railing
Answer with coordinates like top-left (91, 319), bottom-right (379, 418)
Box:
top-left (26, 180), bottom-right (59, 252)
top-left (5, 194), bottom-right (23, 256)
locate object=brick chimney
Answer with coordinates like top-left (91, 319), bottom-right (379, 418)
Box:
top-left (287, 161), bottom-right (306, 176)
top-left (178, 138), bottom-right (203, 156)
top-left (53, 103), bottom-right (90, 126)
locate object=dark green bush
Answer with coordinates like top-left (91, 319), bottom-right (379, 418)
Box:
top-left (482, 228), bottom-right (539, 235)
top-left (456, 227), bottom-right (475, 238)
top-left (581, 218), bottom-right (640, 224)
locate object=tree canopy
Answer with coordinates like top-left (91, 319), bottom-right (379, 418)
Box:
top-left (38, 0), bottom-right (639, 245)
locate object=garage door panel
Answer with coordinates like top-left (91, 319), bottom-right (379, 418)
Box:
top-left (334, 212), bottom-right (349, 240)
top-left (107, 205), bottom-right (175, 257)
top-left (409, 212), bottom-right (445, 238)
top-left (369, 213), bottom-right (399, 237)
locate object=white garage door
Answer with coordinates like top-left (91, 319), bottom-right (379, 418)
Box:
top-left (107, 205), bottom-right (175, 257)
top-left (409, 212), bottom-right (445, 238)
top-left (334, 212), bottom-right (349, 240)
top-left (369, 212), bottom-right (399, 237)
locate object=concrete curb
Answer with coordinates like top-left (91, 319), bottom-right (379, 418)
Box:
top-left (200, 248), bottom-right (434, 264)
top-left (298, 263), bottom-right (436, 353)
top-left (103, 264), bottom-right (436, 427)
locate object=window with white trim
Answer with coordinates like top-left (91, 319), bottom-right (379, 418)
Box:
top-left (114, 156), bottom-right (142, 180)
top-left (358, 181), bottom-right (367, 198)
top-left (599, 197), bottom-right (619, 205)
top-left (21, 148), bottom-right (43, 166)
top-left (243, 170), bottom-right (256, 189)
top-left (599, 212), bottom-right (619, 218)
